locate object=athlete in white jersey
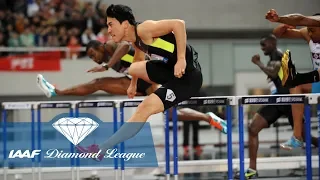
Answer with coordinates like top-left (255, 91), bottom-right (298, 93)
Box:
top-left (266, 10), bottom-right (320, 149)
top-left (310, 40), bottom-right (320, 69)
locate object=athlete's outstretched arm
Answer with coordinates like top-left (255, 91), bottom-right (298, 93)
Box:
top-left (266, 9), bottom-right (320, 27)
top-left (273, 25), bottom-right (310, 42)
top-left (277, 14), bottom-right (320, 27)
top-left (106, 41), bottom-right (131, 67)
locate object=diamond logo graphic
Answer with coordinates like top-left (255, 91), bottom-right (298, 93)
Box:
top-left (52, 117), bottom-right (99, 145)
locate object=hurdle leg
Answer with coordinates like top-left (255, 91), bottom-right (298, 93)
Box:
top-left (304, 99), bottom-right (312, 180)
top-left (114, 104), bottom-right (119, 180)
top-left (2, 108), bottom-right (8, 180)
top-left (31, 106), bottom-right (36, 180)
top-left (164, 110), bottom-right (170, 179)
top-left (172, 107), bottom-right (178, 180)
top-left (69, 108), bottom-right (76, 180)
top-left (120, 106), bottom-right (125, 180)
top-left (226, 102), bottom-right (233, 180)
top-left (238, 100), bottom-right (245, 180)
top-left (36, 106), bottom-right (42, 180)
top-left (74, 106), bottom-right (80, 180)
top-left (317, 103), bottom-right (320, 178)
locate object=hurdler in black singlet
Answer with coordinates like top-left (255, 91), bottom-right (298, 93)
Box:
top-left (267, 49), bottom-right (290, 95)
top-left (133, 23), bottom-right (200, 71)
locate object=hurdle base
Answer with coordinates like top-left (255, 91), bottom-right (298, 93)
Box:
top-left (174, 174), bottom-right (178, 180)
top-left (154, 156), bottom-right (319, 174)
top-left (121, 170), bottom-right (125, 180)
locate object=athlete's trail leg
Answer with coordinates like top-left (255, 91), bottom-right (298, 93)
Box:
top-left (280, 85), bottom-right (305, 150)
top-left (248, 114), bottom-right (269, 170)
top-left (167, 108), bottom-right (227, 133)
top-left (55, 77), bottom-right (143, 96)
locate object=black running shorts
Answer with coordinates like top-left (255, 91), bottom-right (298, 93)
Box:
top-left (146, 60), bottom-right (203, 110)
top-left (257, 105), bottom-right (294, 127)
top-left (136, 79), bottom-right (152, 96)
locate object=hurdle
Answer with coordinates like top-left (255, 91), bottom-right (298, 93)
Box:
top-left (238, 94), bottom-right (319, 180)
top-left (38, 101), bottom-right (76, 180)
top-left (1, 102), bottom-right (36, 180)
top-left (74, 100), bottom-right (117, 180)
top-left (1, 94), bottom-right (319, 180)
top-left (167, 96), bottom-right (235, 180)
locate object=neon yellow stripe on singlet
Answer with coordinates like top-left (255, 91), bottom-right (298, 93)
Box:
top-left (278, 67), bottom-right (283, 80)
top-left (278, 50), bottom-right (290, 80)
top-left (150, 38), bottom-right (175, 53)
top-left (121, 54), bottom-right (134, 63)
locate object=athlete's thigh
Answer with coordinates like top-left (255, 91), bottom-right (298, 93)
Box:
top-left (128, 61), bottom-right (155, 84)
top-left (256, 105), bottom-right (284, 127)
top-left (153, 68), bottom-right (203, 110)
top-left (95, 76), bottom-right (131, 95)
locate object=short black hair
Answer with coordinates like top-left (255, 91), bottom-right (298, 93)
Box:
top-left (106, 4), bottom-right (136, 25)
top-left (86, 40), bottom-right (102, 53)
top-left (261, 34), bottom-right (277, 42)
top-left (313, 13), bottom-right (320, 16)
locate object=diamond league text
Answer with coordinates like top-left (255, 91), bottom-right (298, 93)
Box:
top-left (44, 149), bottom-right (101, 159)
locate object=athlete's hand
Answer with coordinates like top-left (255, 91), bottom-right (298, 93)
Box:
top-left (174, 59), bottom-right (186, 78)
top-left (127, 84), bottom-right (137, 99)
top-left (265, 9), bottom-right (279, 22)
top-left (251, 54), bottom-right (261, 65)
top-left (87, 65), bottom-right (106, 73)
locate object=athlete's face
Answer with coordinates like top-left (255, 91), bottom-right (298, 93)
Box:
top-left (308, 27), bottom-right (320, 43)
top-left (87, 47), bottom-right (104, 64)
top-left (106, 17), bottom-right (128, 43)
top-left (260, 39), bottom-right (274, 55)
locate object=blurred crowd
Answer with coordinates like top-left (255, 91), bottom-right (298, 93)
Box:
top-left (0, 0), bottom-right (111, 57)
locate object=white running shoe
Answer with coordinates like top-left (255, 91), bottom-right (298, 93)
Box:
top-left (36, 74), bottom-right (56, 98)
top-left (207, 112), bottom-right (228, 134)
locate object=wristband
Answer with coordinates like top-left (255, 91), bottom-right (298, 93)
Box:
top-left (101, 62), bottom-right (109, 70)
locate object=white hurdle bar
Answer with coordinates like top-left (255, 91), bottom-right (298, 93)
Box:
top-left (1, 94), bottom-right (319, 180)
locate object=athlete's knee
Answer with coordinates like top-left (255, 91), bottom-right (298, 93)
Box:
top-left (135, 94), bottom-right (164, 118)
top-left (248, 122), bottom-right (259, 136)
top-left (249, 114), bottom-right (265, 136)
top-left (128, 62), bottom-right (144, 76)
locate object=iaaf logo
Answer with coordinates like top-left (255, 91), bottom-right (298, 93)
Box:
top-left (8, 150), bottom-right (41, 159)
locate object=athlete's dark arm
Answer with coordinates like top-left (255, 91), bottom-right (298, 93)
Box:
top-left (273, 25), bottom-right (310, 42)
top-left (259, 61), bottom-right (281, 78)
top-left (277, 14), bottom-right (320, 27)
top-left (252, 55), bottom-right (280, 78)
top-left (266, 9), bottom-right (320, 27)
top-left (106, 41), bottom-right (130, 67)
top-left (138, 19), bottom-right (187, 61)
